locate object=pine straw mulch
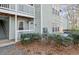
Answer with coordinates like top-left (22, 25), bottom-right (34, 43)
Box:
top-left (15, 41), bottom-right (79, 55)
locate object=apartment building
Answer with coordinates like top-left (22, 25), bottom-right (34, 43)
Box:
top-left (0, 4), bottom-right (65, 43)
top-left (34, 4), bottom-right (64, 34)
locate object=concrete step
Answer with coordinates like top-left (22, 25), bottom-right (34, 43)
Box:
top-left (0, 39), bottom-right (15, 47)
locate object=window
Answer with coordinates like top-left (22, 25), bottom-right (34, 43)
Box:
top-left (19, 22), bottom-right (24, 30)
top-left (43, 27), bottom-right (48, 33)
top-left (52, 27), bottom-right (54, 32)
top-left (52, 27), bottom-right (60, 32)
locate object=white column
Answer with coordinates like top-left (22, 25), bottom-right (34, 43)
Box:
top-left (34, 7), bottom-right (35, 33)
top-left (41, 5), bottom-right (43, 34)
top-left (15, 4), bottom-right (18, 42)
top-left (9, 16), bottom-right (11, 40)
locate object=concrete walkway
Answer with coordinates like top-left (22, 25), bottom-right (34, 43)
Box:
top-left (0, 44), bottom-right (25, 55)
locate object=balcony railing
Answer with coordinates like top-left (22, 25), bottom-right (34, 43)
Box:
top-left (0, 4), bottom-right (34, 17)
top-left (0, 4), bottom-right (15, 11)
top-left (17, 4), bottom-right (34, 16)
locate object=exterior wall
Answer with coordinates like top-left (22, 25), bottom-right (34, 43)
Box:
top-left (41, 4), bottom-right (65, 34)
top-left (52, 5), bottom-right (65, 33)
top-left (61, 17), bottom-right (68, 31)
top-left (41, 4), bottom-right (53, 34)
top-left (17, 17), bottom-right (34, 31)
top-left (17, 17), bottom-right (34, 40)
top-left (52, 15), bottom-right (63, 33)
top-left (34, 4), bottom-right (41, 33)
top-left (34, 4), bottom-right (65, 34)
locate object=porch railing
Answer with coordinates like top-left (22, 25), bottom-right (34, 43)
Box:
top-left (0, 4), bottom-right (15, 11)
top-left (0, 4), bottom-right (35, 17)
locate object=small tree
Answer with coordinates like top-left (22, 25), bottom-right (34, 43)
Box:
top-left (63, 5), bottom-right (79, 30)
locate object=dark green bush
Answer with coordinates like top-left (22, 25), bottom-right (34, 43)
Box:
top-left (62, 36), bottom-right (73, 47)
top-left (20, 33), bottom-right (41, 45)
top-left (48, 34), bottom-right (55, 40)
top-left (20, 32), bottom-right (79, 47)
top-left (54, 34), bottom-right (73, 47)
top-left (31, 33), bottom-right (41, 41)
top-left (69, 33), bottom-right (79, 45)
top-left (47, 34), bottom-right (57, 43)
top-left (21, 33), bottom-right (32, 45)
top-left (54, 34), bottom-right (62, 47)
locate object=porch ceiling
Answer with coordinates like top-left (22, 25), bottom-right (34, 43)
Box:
top-left (0, 12), bottom-right (34, 19)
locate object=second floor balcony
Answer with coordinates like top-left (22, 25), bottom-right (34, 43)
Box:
top-left (0, 4), bottom-right (35, 18)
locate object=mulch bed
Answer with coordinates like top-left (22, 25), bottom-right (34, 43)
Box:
top-left (15, 41), bottom-right (79, 55)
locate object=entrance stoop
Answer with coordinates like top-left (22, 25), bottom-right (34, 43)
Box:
top-left (0, 39), bottom-right (15, 47)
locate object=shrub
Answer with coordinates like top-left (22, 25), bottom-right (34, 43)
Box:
top-left (47, 34), bottom-right (57, 44)
top-left (21, 34), bottom-right (32, 45)
top-left (70, 33), bottom-right (79, 46)
top-left (42, 34), bottom-right (52, 44)
top-left (62, 36), bottom-right (73, 47)
top-left (20, 33), bottom-right (41, 45)
top-left (54, 34), bottom-right (73, 47)
top-left (48, 34), bottom-right (56, 40)
top-left (54, 34), bottom-right (62, 47)
top-left (31, 33), bottom-right (41, 41)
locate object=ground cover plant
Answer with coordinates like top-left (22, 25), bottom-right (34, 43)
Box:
top-left (16, 31), bottom-right (79, 55)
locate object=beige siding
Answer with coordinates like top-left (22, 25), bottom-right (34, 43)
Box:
top-left (41, 4), bottom-right (64, 34)
top-left (34, 4), bottom-right (41, 33)
top-left (41, 4), bottom-right (54, 33)
top-left (17, 17), bottom-right (34, 39)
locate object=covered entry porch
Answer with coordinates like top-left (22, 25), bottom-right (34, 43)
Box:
top-left (0, 16), bottom-right (9, 39)
top-left (0, 15), bottom-right (15, 47)
top-left (0, 13), bottom-right (35, 43)
top-left (0, 12), bottom-right (35, 47)
top-left (0, 13), bottom-right (18, 42)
